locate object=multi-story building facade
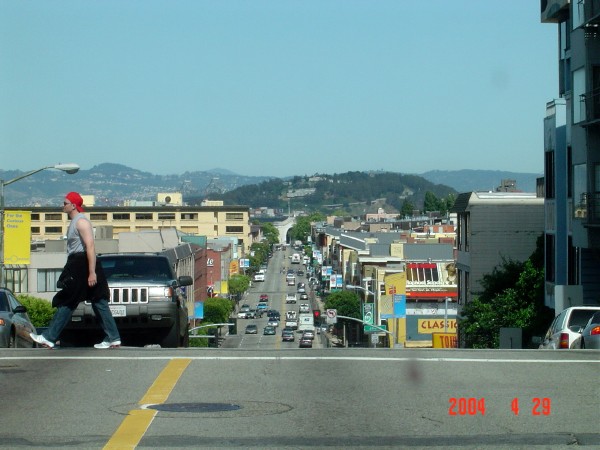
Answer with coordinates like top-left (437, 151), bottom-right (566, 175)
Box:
top-left (7, 204), bottom-right (251, 253)
top-left (452, 192), bottom-right (544, 307)
top-left (541, 0), bottom-right (600, 310)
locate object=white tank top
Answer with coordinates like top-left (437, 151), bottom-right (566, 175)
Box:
top-left (66, 213), bottom-right (88, 255)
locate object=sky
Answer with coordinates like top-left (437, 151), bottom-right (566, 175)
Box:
top-left (0, 1), bottom-right (558, 178)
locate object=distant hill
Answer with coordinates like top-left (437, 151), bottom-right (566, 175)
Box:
top-left (193, 171), bottom-right (457, 214)
top-left (0, 163), bottom-right (273, 207)
top-left (1, 164), bottom-right (541, 209)
top-left (420, 170), bottom-right (541, 193)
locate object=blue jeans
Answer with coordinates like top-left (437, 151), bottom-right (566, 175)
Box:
top-left (43, 299), bottom-right (121, 344)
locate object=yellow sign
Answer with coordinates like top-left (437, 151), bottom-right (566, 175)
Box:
top-left (432, 332), bottom-right (458, 348)
top-left (229, 260), bottom-right (239, 276)
top-left (4, 211), bottom-right (31, 265)
top-left (418, 319), bottom-right (457, 334)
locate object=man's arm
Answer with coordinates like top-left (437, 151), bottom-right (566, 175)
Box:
top-left (77, 218), bottom-right (97, 287)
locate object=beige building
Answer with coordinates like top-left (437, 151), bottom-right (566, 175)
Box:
top-left (11, 204), bottom-right (251, 253)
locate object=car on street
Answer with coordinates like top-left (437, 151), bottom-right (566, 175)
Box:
top-left (282, 329), bottom-right (295, 342)
top-left (267, 317), bottom-right (280, 327)
top-left (259, 294), bottom-right (269, 301)
top-left (245, 324), bottom-right (258, 334)
top-left (578, 311), bottom-right (600, 349)
top-left (237, 311), bottom-right (249, 319)
top-left (299, 293), bottom-right (309, 301)
top-left (0, 287), bottom-right (37, 348)
top-left (267, 310), bottom-right (280, 319)
top-left (299, 337), bottom-right (313, 348)
top-left (299, 303), bottom-right (310, 314)
top-left (263, 326), bottom-right (276, 335)
top-left (257, 302), bottom-right (269, 311)
top-left (287, 278), bottom-right (295, 286)
top-left (539, 306), bottom-right (600, 349)
top-left (240, 304), bottom-right (250, 312)
top-left (301, 330), bottom-right (315, 340)
top-left (246, 309), bottom-right (258, 319)
top-left (286, 294), bottom-right (297, 304)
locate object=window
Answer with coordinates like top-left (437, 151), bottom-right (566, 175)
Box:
top-left (136, 213), bottom-right (153, 220)
top-left (545, 151), bottom-right (555, 199)
top-left (572, 0), bottom-right (584, 29)
top-left (31, 227), bottom-right (40, 233)
top-left (4, 268), bottom-right (27, 293)
top-left (573, 67), bottom-right (586, 123)
top-left (90, 213), bottom-right (107, 220)
top-left (158, 213), bottom-right (176, 220)
top-left (567, 147), bottom-right (572, 198)
top-left (37, 269), bottom-right (62, 292)
top-left (31, 213), bottom-right (40, 220)
top-left (226, 212), bottom-right (244, 221)
top-left (45, 226), bottom-right (63, 234)
top-left (113, 213), bottom-right (131, 220)
top-left (545, 234), bottom-right (555, 283)
top-left (226, 226), bottom-right (244, 233)
top-left (573, 163), bottom-right (587, 218)
top-left (44, 213), bottom-right (62, 221)
top-left (181, 213), bottom-right (197, 220)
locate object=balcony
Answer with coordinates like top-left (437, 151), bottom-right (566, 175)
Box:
top-left (581, 88), bottom-right (600, 127)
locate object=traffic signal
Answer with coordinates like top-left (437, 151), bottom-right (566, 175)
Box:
top-left (313, 310), bottom-right (321, 321)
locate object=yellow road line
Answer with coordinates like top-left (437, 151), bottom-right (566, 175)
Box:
top-left (103, 358), bottom-right (191, 450)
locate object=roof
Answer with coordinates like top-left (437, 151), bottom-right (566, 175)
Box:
top-left (451, 191), bottom-right (541, 212)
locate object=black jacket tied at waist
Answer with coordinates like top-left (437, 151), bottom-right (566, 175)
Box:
top-left (52, 253), bottom-right (110, 308)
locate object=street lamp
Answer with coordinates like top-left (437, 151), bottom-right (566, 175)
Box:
top-left (346, 283), bottom-right (379, 347)
top-left (0, 163), bottom-right (80, 285)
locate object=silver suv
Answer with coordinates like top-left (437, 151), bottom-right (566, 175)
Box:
top-left (64, 253), bottom-right (193, 348)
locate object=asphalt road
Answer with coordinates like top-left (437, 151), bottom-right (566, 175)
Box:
top-left (0, 347), bottom-right (598, 449)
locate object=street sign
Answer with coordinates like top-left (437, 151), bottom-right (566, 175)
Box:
top-left (326, 308), bottom-right (337, 324)
top-left (362, 303), bottom-right (374, 326)
top-left (364, 324), bottom-right (387, 333)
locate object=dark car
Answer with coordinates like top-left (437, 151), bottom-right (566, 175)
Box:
top-left (0, 288), bottom-right (37, 348)
top-left (299, 337), bottom-right (313, 348)
top-left (245, 324), bottom-right (258, 334)
top-left (282, 329), bottom-right (295, 342)
top-left (263, 326), bottom-right (276, 335)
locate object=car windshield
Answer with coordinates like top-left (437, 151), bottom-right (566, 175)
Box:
top-left (100, 256), bottom-right (172, 281)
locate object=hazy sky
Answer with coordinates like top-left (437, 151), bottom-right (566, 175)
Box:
top-left (1, 1), bottom-right (557, 178)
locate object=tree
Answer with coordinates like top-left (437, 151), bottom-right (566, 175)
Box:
top-left (400, 199), bottom-right (415, 218)
top-left (203, 297), bottom-right (233, 324)
top-left (290, 213), bottom-right (325, 244)
top-left (458, 236), bottom-right (553, 348)
top-left (423, 191), bottom-right (440, 213)
top-left (324, 290), bottom-right (361, 319)
top-left (229, 274), bottom-right (250, 301)
top-left (258, 221), bottom-right (279, 246)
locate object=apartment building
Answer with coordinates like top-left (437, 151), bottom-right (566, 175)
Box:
top-left (541, 0), bottom-right (600, 310)
top-left (9, 204), bottom-right (251, 253)
top-left (452, 192), bottom-right (544, 306)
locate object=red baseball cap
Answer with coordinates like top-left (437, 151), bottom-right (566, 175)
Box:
top-left (65, 192), bottom-right (85, 212)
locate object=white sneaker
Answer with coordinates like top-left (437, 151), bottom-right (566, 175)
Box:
top-left (94, 340), bottom-right (121, 349)
top-left (30, 333), bottom-right (55, 348)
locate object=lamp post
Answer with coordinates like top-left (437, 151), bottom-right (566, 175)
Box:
top-left (0, 163), bottom-right (80, 285)
top-left (346, 282), bottom-right (378, 347)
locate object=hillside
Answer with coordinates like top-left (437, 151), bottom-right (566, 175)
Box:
top-left (192, 171), bottom-right (457, 214)
top-left (1, 164), bottom-right (540, 210)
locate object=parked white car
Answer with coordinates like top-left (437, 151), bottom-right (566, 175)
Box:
top-left (539, 306), bottom-right (600, 349)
